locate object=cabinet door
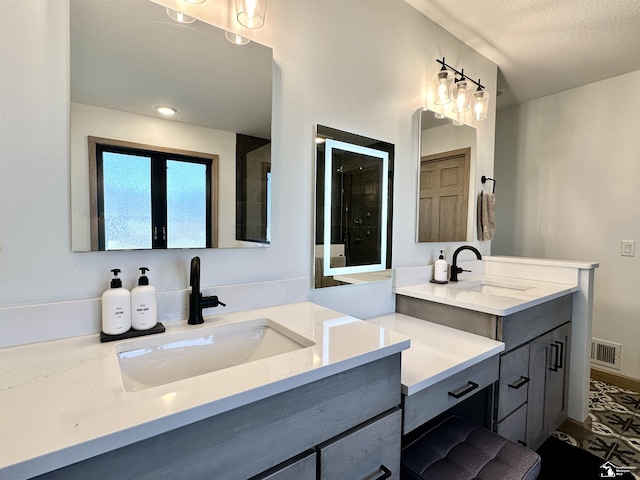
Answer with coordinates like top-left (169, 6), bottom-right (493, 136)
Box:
top-left (496, 402), bottom-right (528, 447)
top-left (497, 344), bottom-right (530, 422)
top-left (526, 331), bottom-right (551, 450)
top-left (318, 409), bottom-right (401, 480)
top-left (546, 322), bottom-right (571, 433)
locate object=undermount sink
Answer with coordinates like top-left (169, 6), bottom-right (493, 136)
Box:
top-left (447, 279), bottom-right (534, 295)
top-left (116, 318), bottom-right (315, 392)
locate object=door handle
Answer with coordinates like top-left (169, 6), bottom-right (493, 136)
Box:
top-left (448, 381), bottom-right (479, 399)
top-left (555, 340), bottom-right (564, 369)
top-left (508, 376), bottom-right (530, 390)
top-left (549, 343), bottom-right (559, 372)
top-left (374, 465), bottom-right (392, 480)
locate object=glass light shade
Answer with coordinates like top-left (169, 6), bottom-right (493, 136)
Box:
top-left (472, 89), bottom-right (490, 121)
top-left (434, 68), bottom-right (453, 105)
top-left (225, 31), bottom-right (250, 45)
top-left (184, 0), bottom-right (206, 3)
top-left (235, 0), bottom-right (267, 29)
top-left (165, 7), bottom-right (196, 24)
top-left (452, 79), bottom-right (470, 113)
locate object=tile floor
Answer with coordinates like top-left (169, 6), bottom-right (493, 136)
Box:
top-left (553, 380), bottom-right (640, 478)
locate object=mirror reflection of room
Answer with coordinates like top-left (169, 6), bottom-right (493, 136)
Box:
top-left (314, 126), bottom-right (394, 289)
top-left (417, 109), bottom-right (476, 243)
top-left (69, 0), bottom-right (272, 251)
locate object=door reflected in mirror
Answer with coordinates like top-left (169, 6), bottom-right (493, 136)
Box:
top-left (417, 109), bottom-right (476, 243)
top-left (314, 126), bottom-right (394, 289)
top-left (70, 0), bottom-right (272, 251)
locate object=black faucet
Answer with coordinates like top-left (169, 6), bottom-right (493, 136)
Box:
top-left (189, 256), bottom-right (226, 325)
top-left (449, 246), bottom-right (482, 282)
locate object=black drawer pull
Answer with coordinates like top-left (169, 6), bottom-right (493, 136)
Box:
top-left (375, 464), bottom-right (392, 480)
top-left (550, 343), bottom-right (560, 372)
top-left (508, 376), bottom-right (530, 390)
top-left (448, 381), bottom-right (479, 399)
top-left (555, 340), bottom-right (565, 369)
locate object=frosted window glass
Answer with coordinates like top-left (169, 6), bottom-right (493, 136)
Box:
top-left (167, 160), bottom-right (207, 248)
top-left (103, 153), bottom-right (152, 250)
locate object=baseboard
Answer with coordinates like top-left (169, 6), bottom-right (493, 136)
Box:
top-left (558, 416), bottom-right (593, 442)
top-left (591, 367), bottom-right (640, 393)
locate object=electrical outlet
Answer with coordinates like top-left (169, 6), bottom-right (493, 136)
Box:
top-left (621, 240), bottom-right (636, 257)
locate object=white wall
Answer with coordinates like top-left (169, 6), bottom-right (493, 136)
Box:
top-left (0, 0), bottom-right (496, 338)
top-left (493, 70), bottom-right (640, 379)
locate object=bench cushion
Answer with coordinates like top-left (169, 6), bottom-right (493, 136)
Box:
top-left (401, 416), bottom-right (540, 480)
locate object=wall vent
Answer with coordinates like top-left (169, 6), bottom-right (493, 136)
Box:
top-left (591, 338), bottom-right (621, 370)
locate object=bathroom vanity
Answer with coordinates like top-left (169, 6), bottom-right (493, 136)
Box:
top-left (392, 260), bottom-right (590, 450)
top-left (0, 302), bottom-right (409, 480)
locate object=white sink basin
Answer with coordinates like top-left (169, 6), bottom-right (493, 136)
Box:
top-left (116, 318), bottom-right (315, 392)
top-left (448, 279), bottom-right (534, 295)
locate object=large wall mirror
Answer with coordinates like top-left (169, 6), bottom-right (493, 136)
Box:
top-left (70, 0), bottom-right (272, 251)
top-left (314, 126), bottom-right (394, 289)
top-left (417, 109), bottom-right (476, 243)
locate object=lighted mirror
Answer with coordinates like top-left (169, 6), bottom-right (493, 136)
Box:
top-left (417, 109), bottom-right (476, 243)
top-left (70, 0), bottom-right (272, 251)
top-left (314, 126), bottom-right (394, 289)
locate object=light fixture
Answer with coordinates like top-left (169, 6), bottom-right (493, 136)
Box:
top-left (434, 58), bottom-right (489, 120)
top-left (235, 0), bottom-right (267, 29)
top-left (225, 31), bottom-right (250, 45)
top-left (184, 0), bottom-right (206, 3)
top-left (434, 59), bottom-right (453, 105)
top-left (156, 106), bottom-right (177, 116)
top-left (452, 76), bottom-right (470, 113)
top-left (472, 86), bottom-right (490, 121)
top-left (166, 7), bottom-right (196, 24)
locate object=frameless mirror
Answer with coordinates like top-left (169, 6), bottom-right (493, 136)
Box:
top-left (70, 0), bottom-right (272, 251)
top-left (314, 126), bottom-right (394, 289)
top-left (417, 109), bottom-right (476, 242)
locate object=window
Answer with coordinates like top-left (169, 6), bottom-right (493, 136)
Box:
top-left (89, 137), bottom-right (217, 250)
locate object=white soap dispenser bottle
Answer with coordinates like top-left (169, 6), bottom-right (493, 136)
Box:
top-left (131, 267), bottom-right (157, 331)
top-left (102, 269), bottom-right (131, 335)
top-left (434, 250), bottom-right (449, 283)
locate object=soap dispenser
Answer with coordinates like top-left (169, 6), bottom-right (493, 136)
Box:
top-left (131, 267), bottom-right (157, 331)
top-left (433, 250), bottom-right (449, 283)
top-left (102, 269), bottom-right (131, 335)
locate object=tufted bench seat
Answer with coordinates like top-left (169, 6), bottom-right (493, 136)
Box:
top-left (401, 416), bottom-right (541, 480)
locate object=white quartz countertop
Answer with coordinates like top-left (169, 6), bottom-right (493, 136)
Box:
top-left (395, 275), bottom-right (578, 316)
top-left (0, 301), bottom-right (409, 480)
top-left (367, 313), bottom-right (504, 396)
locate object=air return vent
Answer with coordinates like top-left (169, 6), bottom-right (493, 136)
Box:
top-left (591, 338), bottom-right (621, 370)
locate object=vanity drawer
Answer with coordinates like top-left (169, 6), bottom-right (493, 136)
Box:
top-left (318, 408), bottom-right (402, 480)
top-left (403, 355), bottom-right (499, 434)
top-left (496, 402), bottom-right (527, 447)
top-left (497, 344), bottom-right (530, 421)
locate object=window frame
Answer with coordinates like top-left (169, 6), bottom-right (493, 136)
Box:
top-left (88, 136), bottom-right (218, 250)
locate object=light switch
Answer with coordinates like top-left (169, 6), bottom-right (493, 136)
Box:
top-left (621, 240), bottom-right (636, 257)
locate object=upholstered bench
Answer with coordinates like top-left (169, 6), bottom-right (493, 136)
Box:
top-left (401, 416), bottom-right (541, 480)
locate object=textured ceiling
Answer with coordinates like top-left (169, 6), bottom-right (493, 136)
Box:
top-left (405, 0), bottom-right (640, 109)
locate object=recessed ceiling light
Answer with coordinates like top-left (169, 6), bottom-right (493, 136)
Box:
top-left (166, 7), bottom-right (196, 24)
top-left (184, 0), bottom-right (206, 3)
top-left (156, 106), bottom-right (177, 116)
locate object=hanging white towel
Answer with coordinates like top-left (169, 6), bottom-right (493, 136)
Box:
top-left (477, 191), bottom-right (496, 241)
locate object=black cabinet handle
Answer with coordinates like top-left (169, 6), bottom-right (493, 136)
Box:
top-left (518, 440), bottom-right (528, 447)
top-left (375, 464), bottom-right (392, 480)
top-left (448, 381), bottom-right (479, 399)
top-left (550, 343), bottom-right (559, 372)
top-left (508, 376), bottom-right (530, 390)
top-left (555, 340), bottom-right (564, 369)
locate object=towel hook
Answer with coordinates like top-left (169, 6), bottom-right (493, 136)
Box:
top-left (481, 175), bottom-right (496, 194)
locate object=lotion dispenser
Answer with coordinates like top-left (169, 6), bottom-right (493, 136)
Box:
top-left (131, 267), bottom-right (157, 331)
top-left (433, 250), bottom-right (449, 283)
top-left (102, 269), bottom-right (131, 335)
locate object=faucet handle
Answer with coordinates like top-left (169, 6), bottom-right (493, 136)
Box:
top-left (456, 267), bottom-right (471, 274)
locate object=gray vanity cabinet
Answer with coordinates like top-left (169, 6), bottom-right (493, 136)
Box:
top-left (526, 322), bottom-right (571, 450)
top-left (249, 451), bottom-right (317, 480)
top-left (396, 293), bottom-right (572, 450)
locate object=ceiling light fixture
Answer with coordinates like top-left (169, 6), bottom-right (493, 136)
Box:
top-left (225, 31), bottom-right (250, 45)
top-left (235, 0), bottom-right (267, 29)
top-left (434, 58), bottom-right (489, 120)
top-left (156, 106), bottom-right (177, 116)
top-left (184, 0), bottom-right (206, 4)
top-left (166, 7), bottom-right (196, 24)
